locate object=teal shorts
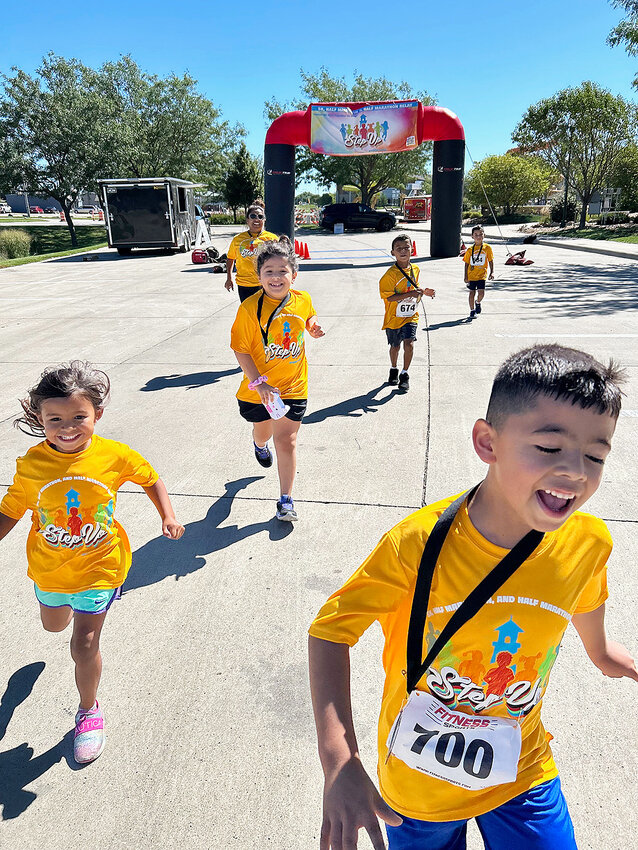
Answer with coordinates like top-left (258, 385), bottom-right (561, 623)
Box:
top-left (34, 584), bottom-right (120, 614)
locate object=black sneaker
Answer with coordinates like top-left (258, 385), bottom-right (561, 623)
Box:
top-left (388, 367), bottom-right (399, 385)
top-left (475, 302), bottom-right (482, 314)
top-left (254, 442), bottom-right (273, 468)
top-left (469, 309), bottom-right (476, 319)
top-left (398, 372), bottom-right (410, 391)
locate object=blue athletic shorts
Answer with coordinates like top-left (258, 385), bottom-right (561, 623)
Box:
top-left (34, 584), bottom-right (121, 615)
top-left (386, 777), bottom-right (576, 850)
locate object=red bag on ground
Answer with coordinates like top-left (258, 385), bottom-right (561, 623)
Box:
top-left (459, 242), bottom-right (467, 257)
top-left (191, 249), bottom-right (211, 264)
top-left (505, 250), bottom-right (533, 266)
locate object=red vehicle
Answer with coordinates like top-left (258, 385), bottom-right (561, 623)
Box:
top-left (403, 195), bottom-right (432, 222)
top-left (29, 206), bottom-right (44, 214)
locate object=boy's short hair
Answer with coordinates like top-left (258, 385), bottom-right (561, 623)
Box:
top-left (471, 226), bottom-right (484, 236)
top-left (486, 344), bottom-right (626, 429)
top-left (391, 233), bottom-right (411, 251)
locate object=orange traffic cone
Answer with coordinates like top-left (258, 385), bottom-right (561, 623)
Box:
top-left (295, 239), bottom-right (299, 255)
top-left (98, 210), bottom-right (104, 221)
top-left (303, 242), bottom-right (311, 260)
top-left (411, 240), bottom-right (417, 257)
top-left (59, 210), bottom-right (65, 222)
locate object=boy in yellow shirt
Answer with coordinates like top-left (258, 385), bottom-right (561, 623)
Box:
top-left (379, 234), bottom-right (435, 392)
top-left (463, 225), bottom-right (494, 319)
top-left (309, 343), bottom-right (637, 850)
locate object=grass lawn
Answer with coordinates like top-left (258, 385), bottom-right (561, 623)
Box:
top-left (542, 224), bottom-right (638, 243)
top-left (0, 225), bottom-right (108, 268)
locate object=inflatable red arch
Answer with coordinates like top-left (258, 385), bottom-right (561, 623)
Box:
top-left (264, 102), bottom-right (465, 258)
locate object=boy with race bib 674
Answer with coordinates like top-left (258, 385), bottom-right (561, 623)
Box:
top-left (308, 344), bottom-right (637, 850)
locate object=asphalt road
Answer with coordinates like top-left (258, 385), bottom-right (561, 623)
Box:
top-left (0, 228), bottom-right (636, 849)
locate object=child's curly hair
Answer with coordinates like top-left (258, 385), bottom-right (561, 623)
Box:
top-left (15, 361), bottom-right (111, 437)
top-left (255, 235), bottom-right (298, 276)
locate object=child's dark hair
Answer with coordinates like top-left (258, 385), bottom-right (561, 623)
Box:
top-left (391, 233), bottom-right (412, 251)
top-left (15, 361), bottom-right (111, 437)
top-left (471, 225), bottom-right (484, 236)
top-left (255, 235), bottom-right (298, 275)
top-left (486, 344), bottom-right (626, 429)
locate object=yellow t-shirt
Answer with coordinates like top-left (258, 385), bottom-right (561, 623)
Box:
top-left (309, 493), bottom-right (610, 822)
top-left (379, 263), bottom-right (421, 329)
top-left (227, 230), bottom-right (279, 288)
top-left (231, 288), bottom-right (317, 402)
top-left (463, 242), bottom-right (494, 281)
top-left (0, 434), bottom-right (159, 593)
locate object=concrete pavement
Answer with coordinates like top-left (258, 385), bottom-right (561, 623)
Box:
top-left (0, 228), bottom-right (637, 849)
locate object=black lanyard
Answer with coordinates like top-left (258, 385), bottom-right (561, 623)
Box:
top-left (471, 244), bottom-right (484, 264)
top-left (256, 291), bottom-right (291, 348)
top-left (395, 262), bottom-right (418, 292)
top-left (406, 486), bottom-right (544, 694)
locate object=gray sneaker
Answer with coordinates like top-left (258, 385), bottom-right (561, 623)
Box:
top-left (276, 495), bottom-right (298, 522)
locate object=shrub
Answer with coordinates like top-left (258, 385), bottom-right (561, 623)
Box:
top-left (600, 211), bottom-right (630, 224)
top-left (209, 214), bottom-right (236, 225)
top-left (549, 198), bottom-right (577, 223)
top-left (0, 228), bottom-right (32, 259)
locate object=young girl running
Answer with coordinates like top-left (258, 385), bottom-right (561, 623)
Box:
top-left (225, 200), bottom-right (279, 302)
top-left (0, 362), bottom-right (184, 764)
top-left (230, 237), bottom-right (324, 521)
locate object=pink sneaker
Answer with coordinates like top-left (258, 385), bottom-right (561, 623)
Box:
top-left (73, 701), bottom-right (105, 763)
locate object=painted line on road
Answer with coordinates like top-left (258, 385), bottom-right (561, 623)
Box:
top-left (620, 410), bottom-right (638, 417)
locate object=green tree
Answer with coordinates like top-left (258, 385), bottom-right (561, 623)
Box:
top-left (103, 56), bottom-right (244, 188)
top-left (512, 81), bottom-right (635, 228)
top-left (608, 0), bottom-right (638, 88)
top-left (465, 154), bottom-right (553, 215)
top-left (223, 143), bottom-right (263, 222)
top-left (264, 68), bottom-right (434, 205)
top-left (610, 142), bottom-right (638, 210)
top-left (0, 54), bottom-right (123, 245)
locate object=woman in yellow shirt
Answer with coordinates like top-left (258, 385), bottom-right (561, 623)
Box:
top-left (0, 362), bottom-right (184, 764)
top-left (231, 237), bottom-right (324, 521)
top-left (225, 201), bottom-right (278, 302)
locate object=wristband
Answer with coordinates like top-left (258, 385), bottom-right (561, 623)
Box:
top-left (248, 375), bottom-right (269, 391)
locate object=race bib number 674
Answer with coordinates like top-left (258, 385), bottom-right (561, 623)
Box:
top-left (387, 691), bottom-right (522, 791)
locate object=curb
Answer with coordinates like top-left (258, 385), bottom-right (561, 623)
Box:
top-left (399, 223), bottom-right (637, 262)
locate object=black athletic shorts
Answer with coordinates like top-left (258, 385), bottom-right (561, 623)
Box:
top-left (238, 284), bottom-right (261, 302)
top-left (466, 279), bottom-right (486, 291)
top-left (238, 398), bottom-right (307, 423)
top-left (385, 323), bottom-right (418, 347)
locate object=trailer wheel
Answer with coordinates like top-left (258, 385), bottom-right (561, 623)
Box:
top-left (117, 247), bottom-right (132, 255)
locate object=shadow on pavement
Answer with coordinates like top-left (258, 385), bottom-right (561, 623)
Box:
top-left (426, 317), bottom-right (473, 331)
top-left (305, 384), bottom-right (400, 424)
top-left (0, 663), bottom-right (46, 743)
top-left (124, 476), bottom-right (293, 593)
top-left (140, 368), bottom-right (241, 392)
top-left (0, 731), bottom-right (79, 820)
top-left (0, 663), bottom-right (82, 820)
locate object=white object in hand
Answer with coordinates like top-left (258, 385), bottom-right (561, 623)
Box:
top-left (264, 390), bottom-right (290, 420)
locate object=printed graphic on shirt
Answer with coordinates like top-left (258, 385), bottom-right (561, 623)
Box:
top-left (263, 314), bottom-right (306, 364)
top-left (425, 607), bottom-right (563, 718)
top-left (36, 475), bottom-right (115, 551)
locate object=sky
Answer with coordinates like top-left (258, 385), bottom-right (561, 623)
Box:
top-left (3, 0), bottom-right (637, 192)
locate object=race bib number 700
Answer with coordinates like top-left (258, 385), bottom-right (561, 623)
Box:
top-left (387, 691), bottom-right (522, 791)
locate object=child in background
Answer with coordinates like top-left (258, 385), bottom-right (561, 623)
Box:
top-left (309, 344), bottom-right (637, 850)
top-left (463, 225), bottom-right (494, 319)
top-left (379, 234), bottom-right (435, 392)
top-left (225, 200), bottom-right (278, 302)
top-left (0, 362), bottom-right (184, 764)
top-left (231, 237), bottom-right (324, 522)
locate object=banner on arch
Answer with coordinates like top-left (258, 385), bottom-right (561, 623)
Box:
top-left (310, 101), bottom-right (419, 156)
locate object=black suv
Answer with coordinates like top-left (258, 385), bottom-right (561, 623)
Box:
top-left (320, 203), bottom-right (396, 232)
